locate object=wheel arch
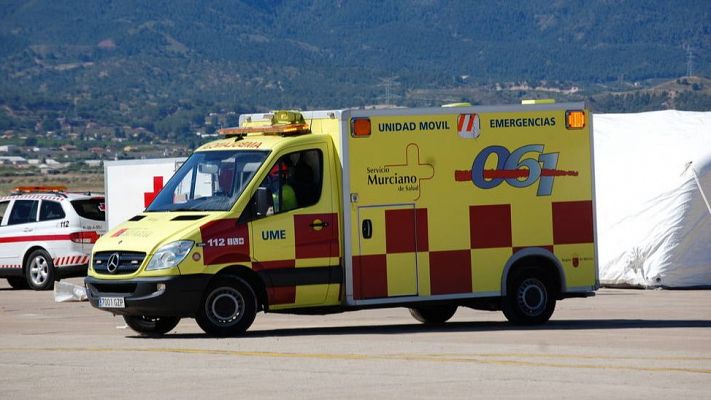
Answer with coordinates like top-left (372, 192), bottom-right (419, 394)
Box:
top-left (22, 245), bottom-right (53, 272)
top-left (501, 247), bottom-right (565, 297)
top-left (212, 265), bottom-right (269, 312)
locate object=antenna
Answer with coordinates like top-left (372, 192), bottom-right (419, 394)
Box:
top-left (684, 44), bottom-right (694, 77)
top-left (378, 76), bottom-right (399, 106)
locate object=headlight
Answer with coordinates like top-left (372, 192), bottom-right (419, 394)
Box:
top-left (145, 240), bottom-right (194, 271)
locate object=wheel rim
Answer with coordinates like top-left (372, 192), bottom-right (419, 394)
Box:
top-left (517, 278), bottom-right (547, 317)
top-left (29, 256), bottom-right (49, 286)
top-left (205, 287), bottom-right (244, 327)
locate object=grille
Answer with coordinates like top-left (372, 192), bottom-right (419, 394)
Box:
top-left (93, 251), bottom-right (146, 275)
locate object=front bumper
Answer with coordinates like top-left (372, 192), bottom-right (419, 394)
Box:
top-left (85, 274), bottom-right (212, 318)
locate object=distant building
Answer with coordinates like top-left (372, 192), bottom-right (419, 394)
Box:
top-left (84, 160), bottom-right (102, 167)
top-left (0, 145), bottom-right (17, 152)
top-left (0, 156), bottom-right (27, 165)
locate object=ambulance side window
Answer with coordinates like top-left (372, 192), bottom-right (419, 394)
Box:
top-left (0, 201), bottom-right (8, 225)
top-left (39, 200), bottom-right (66, 221)
top-left (258, 149), bottom-right (323, 215)
top-left (7, 200), bottom-right (39, 225)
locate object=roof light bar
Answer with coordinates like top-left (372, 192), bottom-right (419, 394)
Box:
top-left (13, 186), bottom-right (67, 193)
top-left (219, 110), bottom-right (310, 137)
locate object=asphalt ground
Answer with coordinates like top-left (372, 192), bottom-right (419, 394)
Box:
top-left (1, 278), bottom-right (710, 399)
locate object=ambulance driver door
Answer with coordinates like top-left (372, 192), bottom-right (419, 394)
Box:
top-left (248, 146), bottom-right (339, 308)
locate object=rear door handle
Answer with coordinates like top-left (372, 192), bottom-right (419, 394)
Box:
top-left (362, 219), bottom-right (372, 239)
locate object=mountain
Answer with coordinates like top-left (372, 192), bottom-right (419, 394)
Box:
top-left (0, 0), bottom-right (709, 141)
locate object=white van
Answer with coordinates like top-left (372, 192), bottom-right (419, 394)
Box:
top-left (0, 186), bottom-right (107, 290)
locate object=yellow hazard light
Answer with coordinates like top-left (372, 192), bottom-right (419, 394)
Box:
top-left (273, 110), bottom-right (303, 125)
top-left (565, 110), bottom-right (586, 129)
top-left (351, 118), bottom-right (371, 137)
top-left (13, 185), bottom-right (67, 193)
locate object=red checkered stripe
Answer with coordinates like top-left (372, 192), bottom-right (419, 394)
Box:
top-left (0, 264), bottom-right (21, 269)
top-left (53, 255), bottom-right (90, 267)
top-left (199, 213), bottom-right (340, 306)
top-left (353, 201), bottom-right (594, 300)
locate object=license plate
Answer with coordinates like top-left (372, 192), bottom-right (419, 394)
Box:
top-left (98, 297), bottom-right (125, 308)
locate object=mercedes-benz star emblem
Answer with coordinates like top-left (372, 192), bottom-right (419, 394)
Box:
top-left (106, 252), bottom-right (120, 274)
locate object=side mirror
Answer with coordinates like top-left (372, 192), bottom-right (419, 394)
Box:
top-left (238, 187), bottom-right (272, 224)
top-left (255, 187), bottom-right (271, 217)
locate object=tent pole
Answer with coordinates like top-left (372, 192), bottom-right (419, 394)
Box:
top-left (691, 165), bottom-right (711, 217)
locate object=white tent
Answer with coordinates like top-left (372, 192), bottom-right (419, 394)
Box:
top-left (594, 110), bottom-right (711, 288)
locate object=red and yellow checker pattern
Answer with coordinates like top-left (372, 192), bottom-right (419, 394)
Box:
top-left (352, 201), bottom-right (594, 299)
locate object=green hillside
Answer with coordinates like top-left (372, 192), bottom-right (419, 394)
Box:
top-left (0, 0), bottom-right (709, 142)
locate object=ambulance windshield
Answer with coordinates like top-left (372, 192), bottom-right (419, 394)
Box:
top-left (146, 150), bottom-right (269, 212)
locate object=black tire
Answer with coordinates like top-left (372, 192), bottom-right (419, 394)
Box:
top-left (409, 305), bottom-right (458, 324)
top-left (123, 315), bottom-right (181, 336)
top-left (502, 266), bottom-right (556, 325)
top-left (24, 249), bottom-right (55, 291)
top-left (196, 277), bottom-right (257, 337)
top-left (6, 277), bottom-right (29, 290)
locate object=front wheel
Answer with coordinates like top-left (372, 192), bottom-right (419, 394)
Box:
top-left (196, 277), bottom-right (257, 337)
top-left (123, 315), bottom-right (181, 336)
top-left (25, 249), bottom-right (55, 290)
top-left (409, 305), bottom-right (458, 324)
top-left (502, 266), bottom-right (556, 325)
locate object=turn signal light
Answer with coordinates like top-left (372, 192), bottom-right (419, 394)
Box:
top-left (351, 118), bottom-right (371, 137)
top-left (566, 110), bottom-right (586, 129)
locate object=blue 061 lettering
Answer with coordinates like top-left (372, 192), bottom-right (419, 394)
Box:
top-left (471, 144), bottom-right (560, 196)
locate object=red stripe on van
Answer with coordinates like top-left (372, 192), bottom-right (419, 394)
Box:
top-left (0, 234), bottom-right (72, 243)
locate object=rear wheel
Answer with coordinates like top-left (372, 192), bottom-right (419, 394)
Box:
top-left (25, 249), bottom-right (55, 290)
top-left (502, 266), bottom-right (556, 325)
top-left (409, 305), bottom-right (458, 324)
top-left (196, 277), bottom-right (257, 337)
top-left (123, 315), bottom-right (180, 336)
top-left (6, 277), bottom-right (28, 290)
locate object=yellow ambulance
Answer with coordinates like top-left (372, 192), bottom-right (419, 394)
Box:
top-left (85, 103), bottom-right (598, 336)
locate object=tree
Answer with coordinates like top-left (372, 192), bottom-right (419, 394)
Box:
top-left (41, 118), bottom-right (60, 132)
